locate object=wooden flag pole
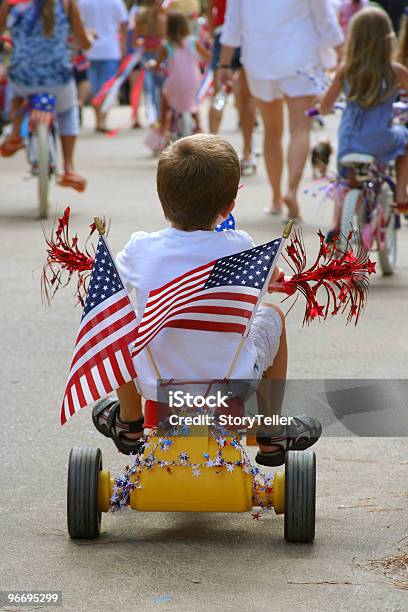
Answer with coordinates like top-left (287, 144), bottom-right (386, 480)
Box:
top-left (225, 220), bottom-right (294, 381)
top-left (146, 345), bottom-right (163, 380)
top-left (94, 216), bottom-right (163, 380)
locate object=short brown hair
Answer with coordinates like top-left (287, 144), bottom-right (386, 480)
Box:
top-left (157, 134), bottom-right (241, 231)
top-left (167, 12), bottom-right (190, 45)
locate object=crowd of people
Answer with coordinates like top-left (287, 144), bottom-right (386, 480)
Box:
top-left (1, 0), bottom-right (408, 217)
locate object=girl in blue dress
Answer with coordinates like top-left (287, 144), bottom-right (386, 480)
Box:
top-left (0, 0), bottom-right (93, 191)
top-left (320, 6), bottom-right (408, 212)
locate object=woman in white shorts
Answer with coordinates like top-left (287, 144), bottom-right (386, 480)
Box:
top-left (219, 0), bottom-right (343, 219)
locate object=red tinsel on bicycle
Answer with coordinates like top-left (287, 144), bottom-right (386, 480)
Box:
top-left (42, 207), bottom-right (375, 324)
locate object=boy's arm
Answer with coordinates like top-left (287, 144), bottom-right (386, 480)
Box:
top-left (320, 66), bottom-right (344, 115)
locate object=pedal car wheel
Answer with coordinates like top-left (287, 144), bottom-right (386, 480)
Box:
top-left (67, 447), bottom-right (102, 539)
top-left (284, 450), bottom-right (316, 543)
top-left (36, 123), bottom-right (50, 220)
top-left (377, 183), bottom-right (396, 276)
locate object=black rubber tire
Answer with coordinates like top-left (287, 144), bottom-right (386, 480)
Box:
top-left (284, 450), bottom-right (316, 543)
top-left (67, 447), bottom-right (102, 539)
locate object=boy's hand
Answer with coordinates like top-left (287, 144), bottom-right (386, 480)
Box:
top-left (267, 266), bottom-right (284, 293)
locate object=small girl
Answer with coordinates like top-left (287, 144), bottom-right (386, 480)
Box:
top-left (156, 11), bottom-right (210, 136)
top-left (133, 0), bottom-right (167, 124)
top-left (321, 6), bottom-right (408, 212)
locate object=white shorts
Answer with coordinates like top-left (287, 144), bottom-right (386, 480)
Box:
top-left (249, 305), bottom-right (282, 380)
top-left (247, 69), bottom-right (324, 103)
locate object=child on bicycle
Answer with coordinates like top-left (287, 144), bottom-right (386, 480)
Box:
top-left (156, 11), bottom-right (210, 138)
top-left (320, 6), bottom-right (408, 214)
top-left (91, 133), bottom-right (322, 467)
top-left (0, 0), bottom-right (93, 191)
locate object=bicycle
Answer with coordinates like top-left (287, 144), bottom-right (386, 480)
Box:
top-left (338, 154), bottom-right (397, 275)
top-left (307, 104), bottom-right (402, 276)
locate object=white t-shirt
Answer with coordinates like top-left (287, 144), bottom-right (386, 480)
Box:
top-left (116, 227), bottom-right (261, 399)
top-left (78, 0), bottom-right (128, 60)
top-left (221, 0), bottom-right (344, 80)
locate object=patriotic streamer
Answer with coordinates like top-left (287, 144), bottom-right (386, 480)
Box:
top-left (92, 49), bottom-right (144, 113)
top-left (196, 68), bottom-right (214, 105)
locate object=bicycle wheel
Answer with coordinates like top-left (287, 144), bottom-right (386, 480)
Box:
top-left (36, 123), bottom-right (50, 219)
top-left (377, 182), bottom-right (397, 276)
top-left (339, 188), bottom-right (362, 252)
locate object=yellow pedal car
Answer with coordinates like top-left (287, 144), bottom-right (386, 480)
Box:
top-left (67, 425), bottom-right (316, 544)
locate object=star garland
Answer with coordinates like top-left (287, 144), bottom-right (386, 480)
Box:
top-left (110, 427), bottom-right (274, 520)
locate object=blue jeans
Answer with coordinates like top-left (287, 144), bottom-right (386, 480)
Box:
top-left (88, 59), bottom-right (120, 96)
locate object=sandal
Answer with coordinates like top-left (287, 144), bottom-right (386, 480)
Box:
top-left (92, 398), bottom-right (144, 455)
top-left (240, 157), bottom-right (257, 177)
top-left (57, 172), bottom-right (87, 192)
top-left (255, 415), bottom-right (322, 467)
top-left (0, 136), bottom-right (25, 157)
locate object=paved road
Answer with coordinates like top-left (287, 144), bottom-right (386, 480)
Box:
top-left (1, 104), bottom-right (407, 612)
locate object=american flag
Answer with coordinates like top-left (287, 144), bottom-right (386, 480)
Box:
top-left (132, 238), bottom-right (283, 358)
top-left (61, 237), bottom-right (138, 425)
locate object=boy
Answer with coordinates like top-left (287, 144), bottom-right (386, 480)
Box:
top-left (93, 134), bottom-right (321, 466)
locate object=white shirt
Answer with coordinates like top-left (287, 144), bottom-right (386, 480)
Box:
top-left (78, 0), bottom-right (128, 60)
top-left (116, 227), bottom-right (261, 399)
top-left (221, 0), bottom-right (344, 80)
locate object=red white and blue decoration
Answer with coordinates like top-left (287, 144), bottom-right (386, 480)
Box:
top-left (59, 233), bottom-right (138, 424)
top-left (132, 238), bottom-right (283, 357)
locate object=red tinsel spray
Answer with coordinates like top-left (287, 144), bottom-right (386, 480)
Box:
top-left (273, 229), bottom-right (375, 325)
top-left (42, 207), bottom-right (98, 306)
top-left (42, 208), bottom-right (375, 323)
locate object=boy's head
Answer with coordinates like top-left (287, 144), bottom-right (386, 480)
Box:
top-left (157, 134), bottom-right (241, 231)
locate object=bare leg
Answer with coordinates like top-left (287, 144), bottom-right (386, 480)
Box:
top-left (60, 135), bottom-right (76, 174)
top-left (395, 150), bottom-right (408, 202)
top-left (9, 97), bottom-right (25, 138)
top-left (77, 79), bottom-right (91, 109)
top-left (94, 105), bottom-right (107, 131)
top-left (284, 94), bottom-right (314, 218)
top-left (128, 69), bottom-right (142, 127)
top-left (209, 70), bottom-right (224, 134)
top-left (255, 304), bottom-right (287, 453)
top-left (255, 97), bottom-right (284, 213)
top-left (159, 93), bottom-right (171, 136)
top-left (117, 381), bottom-right (143, 439)
top-left (236, 70), bottom-right (256, 161)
